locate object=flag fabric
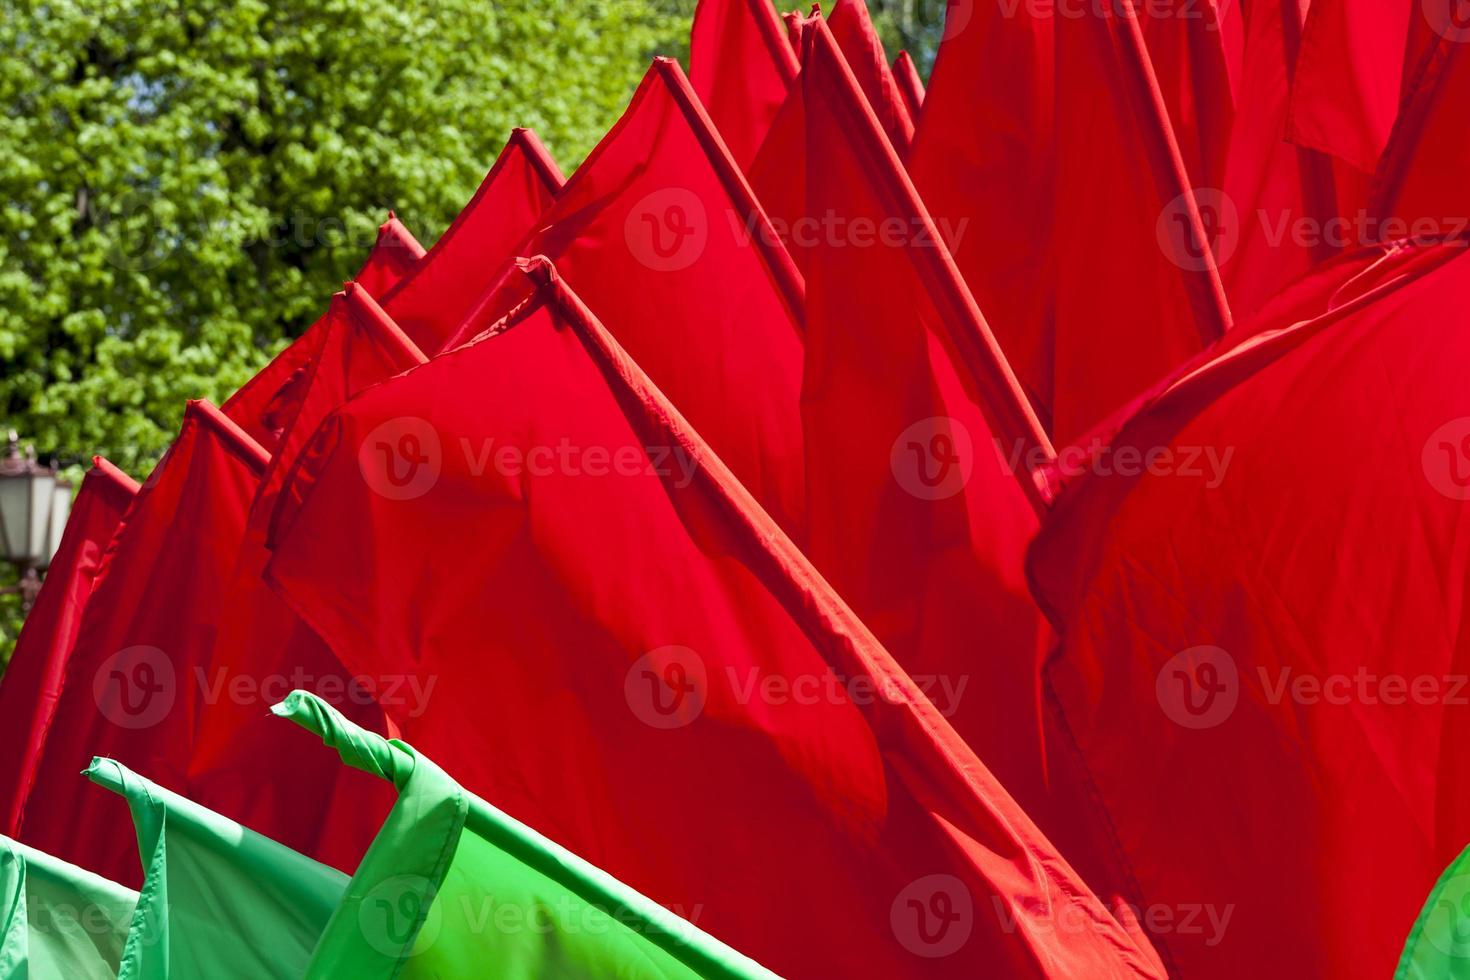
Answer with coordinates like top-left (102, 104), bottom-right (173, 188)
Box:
top-left (827, 0), bottom-right (914, 155)
top-left (892, 50), bottom-right (925, 120)
top-left (1216, 0), bottom-right (1343, 318)
top-left (85, 757), bottom-right (348, 979)
top-left (265, 261), bottom-right (1165, 979)
top-left (1286, 0), bottom-right (1415, 177)
top-left (371, 128), bottom-right (564, 355)
top-left (353, 213), bottom-right (426, 297)
top-left (467, 58), bottom-right (808, 539)
top-left (1369, 17), bottom-right (1470, 238)
top-left (274, 690), bottom-right (780, 979)
top-left (223, 215), bottom-right (422, 451)
top-left (906, 0), bottom-right (1055, 420)
top-left (1050, 0), bottom-right (1232, 444)
top-left (798, 15), bottom-right (1056, 825)
top-left (14, 402), bottom-right (268, 886)
top-left (1395, 842), bottom-right (1470, 980)
top-left (0, 459), bottom-right (137, 838)
top-left (0, 835), bottom-right (136, 979)
top-left (689, 0), bottom-right (799, 171)
top-left (1138, 0), bottom-right (1235, 192)
top-left (1029, 237), bottom-right (1470, 978)
top-left (187, 284), bottom-right (425, 874)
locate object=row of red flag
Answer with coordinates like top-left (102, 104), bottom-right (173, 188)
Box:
top-left (5, 0), bottom-right (1470, 975)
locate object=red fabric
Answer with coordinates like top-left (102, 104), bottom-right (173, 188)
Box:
top-left (1029, 238), bottom-right (1470, 978)
top-left (265, 261), bottom-right (1164, 979)
top-left (827, 0), bottom-right (914, 154)
top-left (465, 59), bottom-right (808, 539)
top-left (1139, 0), bottom-right (1236, 191)
top-left (15, 402), bottom-right (268, 885)
top-left (222, 214), bottom-right (422, 451)
top-left (186, 286), bottom-right (424, 873)
top-left (353, 213), bottom-right (425, 296)
top-left (799, 16), bottom-right (1054, 834)
top-left (1370, 24), bottom-right (1470, 238)
top-left (374, 128), bottom-right (564, 355)
top-left (907, 0), bottom-right (1054, 422)
top-left (1286, 0), bottom-right (1414, 176)
top-left (747, 44), bottom-right (810, 274)
top-left (689, 0), bottom-right (798, 171)
top-left (892, 50), bottom-right (925, 120)
top-left (1051, 2), bottom-right (1230, 444)
top-left (1218, 0), bottom-right (1341, 318)
top-left (0, 459), bottom-right (137, 837)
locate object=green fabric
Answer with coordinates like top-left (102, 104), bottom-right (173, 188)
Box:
top-left (0, 835), bottom-right (137, 979)
top-left (84, 758), bottom-right (349, 980)
top-left (274, 690), bottom-right (780, 979)
top-left (1398, 844), bottom-right (1470, 979)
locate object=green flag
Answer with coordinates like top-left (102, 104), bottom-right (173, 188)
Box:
top-left (1397, 844), bottom-right (1470, 979)
top-left (83, 758), bottom-right (348, 979)
top-left (272, 690), bottom-right (780, 980)
top-left (1, 835), bottom-right (136, 979)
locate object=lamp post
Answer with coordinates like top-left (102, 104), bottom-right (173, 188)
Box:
top-left (0, 431), bottom-right (72, 613)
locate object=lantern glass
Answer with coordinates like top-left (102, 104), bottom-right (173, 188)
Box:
top-left (41, 481), bottom-right (72, 569)
top-left (25, 470), bottom-right (56, 563)
top-left (0, 470), bottom-right (32, 563)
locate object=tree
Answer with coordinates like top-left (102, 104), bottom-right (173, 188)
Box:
top-left (0, 0), bottom-right (695, 663)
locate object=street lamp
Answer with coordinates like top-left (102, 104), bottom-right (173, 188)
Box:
top-left (0, 431), bottom-right (72, 612)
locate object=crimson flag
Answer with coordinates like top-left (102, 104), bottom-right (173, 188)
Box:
top-left (893, 50), bottom-right (925, 119)
top-left (689, 0), bottom-right (799, 171)
top-left (468, 59), bottom-right (808, 538)
top-left (828, 0), bottom-right (914, 154)
top-left (265, 259), bottom-right (1163, 979)
top-left (0, 459), bottom-right (137, 837)
top-left (223, 214), bottom-right (422, 451)
top-left (373, 128), bottom-right (564, 354)
top-left (1051, 1), bottom-right (1232, 444)
top-left (15, 401), bottom-right (268, 885)
top-left (1030, 238), bottom-right (1470, 978)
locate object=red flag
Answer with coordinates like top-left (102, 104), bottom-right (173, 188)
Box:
top-left (374, 128), bottom-right (564, 354)
top-left (799, 15), bottom-right (1056, 821)
top-left (0, 458), bottom-right (137, 837)
top-left (1051, 1), bottom-right (1232, 443)
top-left (266, 259), bottom-right (1164, 979)
top-left (893, 50), bottom-right (925, 120)
top-left (187, 285), bottom-right (425, 872)
top-left (689, 0), bottom-right (799, 171)
top-left (223, 213), bottom-right (422, 451)
top-left (907, 0), bottom-right (1055, 420)
top-left (828, 0), bottom-right (915, 154)
top-left (15, 401), bottom-right (268, 885)
top-left (1286, 0), bottom-right (1415, 176)
top-left (468, 59), bottom-right (808, 538)
top-left (352, 212), bottom-right (425, 296)
top-left (1138, 0), bottom-right (1235, 192)
top-left (1370, 15), bottom-right (1470, 238)
top-left (1216, 0), bottom-right (1342, 318)
top-left (1030, 238), bottom-right (1470, 978)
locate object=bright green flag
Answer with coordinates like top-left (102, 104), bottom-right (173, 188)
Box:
top-left (1397, 844), bottom-right (1470, 979)
top-left (272, 690), bottom-right (780, 980)
top-left (1, 834), bottom-right (136, 979)
top-left (83, 758), bottom-right (349, 979)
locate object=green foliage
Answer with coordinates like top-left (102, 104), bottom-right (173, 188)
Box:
top-left (0, 0), bottom-right (695, 660)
